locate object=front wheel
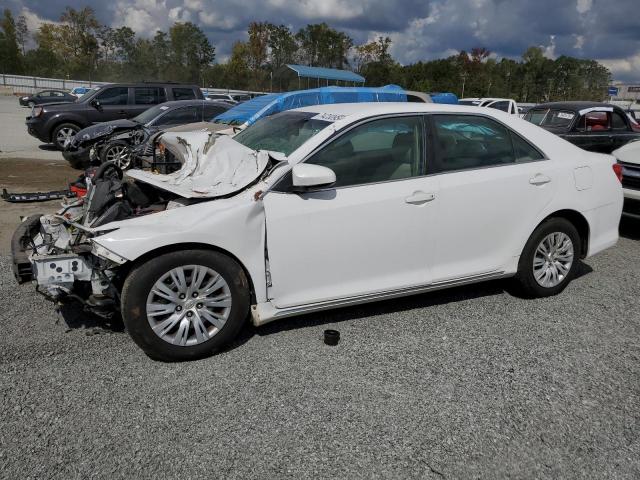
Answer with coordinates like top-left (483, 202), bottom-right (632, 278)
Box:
top-left (52, 123), bottom-right (80, 150)
top-left (121, 250), bottom-right (251, 361)
top-left (100, 141), bottom-right (133, 169)
top-left (514, 217), bottom-right (581, 298)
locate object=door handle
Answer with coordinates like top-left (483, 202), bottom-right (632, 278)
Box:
top-left (529, 174), bottom-right (551, 186)
top-left (405, 191), bottom-right (436, 205)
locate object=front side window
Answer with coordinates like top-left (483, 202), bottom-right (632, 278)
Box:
top-left (172, 88), bottom-right (196, 100)
top-left (431, 114), bottom-right (542, 173)
top-left (233, 111), bottom-right (331, 156)
top-left (305, 116), bottom-right (424, 188)
top-left (154, 107), bottom-right (199, 126)
top-left (575, 111), bottom-right (609, 132)
top-left (134, 87), bottom-right (166, 105)
top-left (96, 87), bottom-right (129, 106)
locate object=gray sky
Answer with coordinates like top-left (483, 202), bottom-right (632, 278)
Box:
top-left (3, 0), bottom-right (639, 82)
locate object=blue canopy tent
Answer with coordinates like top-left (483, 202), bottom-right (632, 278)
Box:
top-left (284, 64), bottom-right (365, 89)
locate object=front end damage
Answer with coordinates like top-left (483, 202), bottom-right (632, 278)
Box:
top-left (12, 131), bottom-right (280, 318)
top-left (11, 161), bottom-right (187, 317)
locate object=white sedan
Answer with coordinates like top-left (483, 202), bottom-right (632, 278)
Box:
top-left (13, 103), bottom-right (623, 360)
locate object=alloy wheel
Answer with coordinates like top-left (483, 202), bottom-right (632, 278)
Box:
top-left (146, 265), bottom-right (232, 346)
top-left (56, 127), bottom-right (77, 147)
top-left (532, 232), bottom-right (574, 288)
top-left (105, 144), bottom-right (132, 169)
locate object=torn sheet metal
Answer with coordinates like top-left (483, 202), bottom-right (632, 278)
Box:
top-left (126, 132), bottom-right (270, 198)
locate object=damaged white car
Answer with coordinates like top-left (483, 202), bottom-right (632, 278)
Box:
top-left (12, 104), bottom-right (623, 361)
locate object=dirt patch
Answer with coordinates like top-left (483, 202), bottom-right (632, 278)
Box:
top-left (0, 158), bottom-right (80, 254)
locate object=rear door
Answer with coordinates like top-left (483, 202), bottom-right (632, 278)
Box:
top-left (426, 114), bottom-right (557, 281)
top-left (130, 87), bottom-right (167, 117)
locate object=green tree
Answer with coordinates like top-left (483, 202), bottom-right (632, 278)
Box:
top-left (169, 22), bottom-right (215, 83)
top-left (0, 9), bottom-right (22, 73)
top-left (296, 23), bottom-right (353, 69)
top-left (267, 24), bottom-right (297, 70)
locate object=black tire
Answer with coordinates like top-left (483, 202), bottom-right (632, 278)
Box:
top-left (52, 123), bottom-right (80, 150)
top-left (514, 217), bottom-right (581, 298)
top-left (100, 140), bottom-right (133, 169)
top-left (121, 249), bottom-right (251, 361)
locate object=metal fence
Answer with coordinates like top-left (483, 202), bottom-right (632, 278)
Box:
top-left (1, 74), bottom-right (108, 94)
top-left (0, 73), bottom-right (264, 97)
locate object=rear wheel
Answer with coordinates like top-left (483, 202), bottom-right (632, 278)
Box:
top-left (514, 217), bottom-right (581, 297)
top-left (121, 250), bottom-right (251, 361)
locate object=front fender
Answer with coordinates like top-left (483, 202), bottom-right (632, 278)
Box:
top-left (92, 195), bottom-right (269, 302)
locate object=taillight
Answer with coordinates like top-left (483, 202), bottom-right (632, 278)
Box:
top-left (612, 163), bottom-right (623, 183)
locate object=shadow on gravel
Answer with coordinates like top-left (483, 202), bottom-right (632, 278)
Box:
top-left (236, 261), bottom-right (596, 346)
top-left (38, 144), bottom-right (59, 152)
top-left (57, 302), bottom-right (124, 333)
top-left (620, 217), bottom-right (640, 241)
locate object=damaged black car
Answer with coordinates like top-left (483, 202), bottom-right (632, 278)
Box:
top-left (62, 99), bottom-right (232, 170)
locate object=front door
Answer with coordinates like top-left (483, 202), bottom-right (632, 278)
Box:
top-left (263, 115), bottom-right (438, 309)
top-left (88, 87), bottom-right (130, 123)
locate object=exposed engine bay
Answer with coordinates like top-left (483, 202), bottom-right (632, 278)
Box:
top-left (10, 161), bottom-right (200, 317)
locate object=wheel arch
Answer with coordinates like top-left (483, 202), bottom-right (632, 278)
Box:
top-left (118, 242), bottom-right (258, 304)
top-left (535, 209), bottom-right (590, 258)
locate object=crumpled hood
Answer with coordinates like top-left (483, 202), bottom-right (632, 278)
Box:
top-left (126, 131), bottom-right (272, 198)
top-left (67, 119), bottom-right (139, 149)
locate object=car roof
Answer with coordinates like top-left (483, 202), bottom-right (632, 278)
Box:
top-left (291, 102), bottom-right (507, 123)
top-left (531, 101), bottom-right (615, 112)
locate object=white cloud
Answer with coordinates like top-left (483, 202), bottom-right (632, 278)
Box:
top-left (576, 0), bottom-right (593, 15)
top-left (600, 53), bottom-right (640, 77)
top-left (573, 34), bottom-right (585, 49)
top-left (112, 0), bottom-right (173, 35)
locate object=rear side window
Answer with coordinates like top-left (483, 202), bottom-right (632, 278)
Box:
top-left (96, 87), bottom-right (129, 106)
top-left (575, 111), bottom-right (609, 132)
top-left (430, 115), bottom-right (542, 173)
top-left (134, 87), bottom-right (166, 105)
top-left (172, 88), bottom-right (196, 100)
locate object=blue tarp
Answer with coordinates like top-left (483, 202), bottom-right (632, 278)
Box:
top-left (286, 64), bottom-right (365, 83)
top-left (430, 92), bottom-right (459, 104)
top-left (213, 85), bottom-right (408, 126)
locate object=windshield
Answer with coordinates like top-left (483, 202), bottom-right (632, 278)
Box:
top-left (233, 111), bottom-right (331, 156)
top-left (525, 109), bottom-right (575, 128)
top-left (132, 104), bottom-right (169, 125)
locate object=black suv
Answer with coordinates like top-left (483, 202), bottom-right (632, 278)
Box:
top-left (26, 83), bottom-right (204, 149)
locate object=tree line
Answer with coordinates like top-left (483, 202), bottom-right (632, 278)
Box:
top-left (0, 7), bottom-right (610, 102)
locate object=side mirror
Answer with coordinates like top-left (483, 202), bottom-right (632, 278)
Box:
top-left (90, 99), bottom-right (102, 110)
top-left (291, 164), bottom-right (336, 191)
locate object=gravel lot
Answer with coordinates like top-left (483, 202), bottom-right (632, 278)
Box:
top-left (0, 217), bottom-right (639, 479)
